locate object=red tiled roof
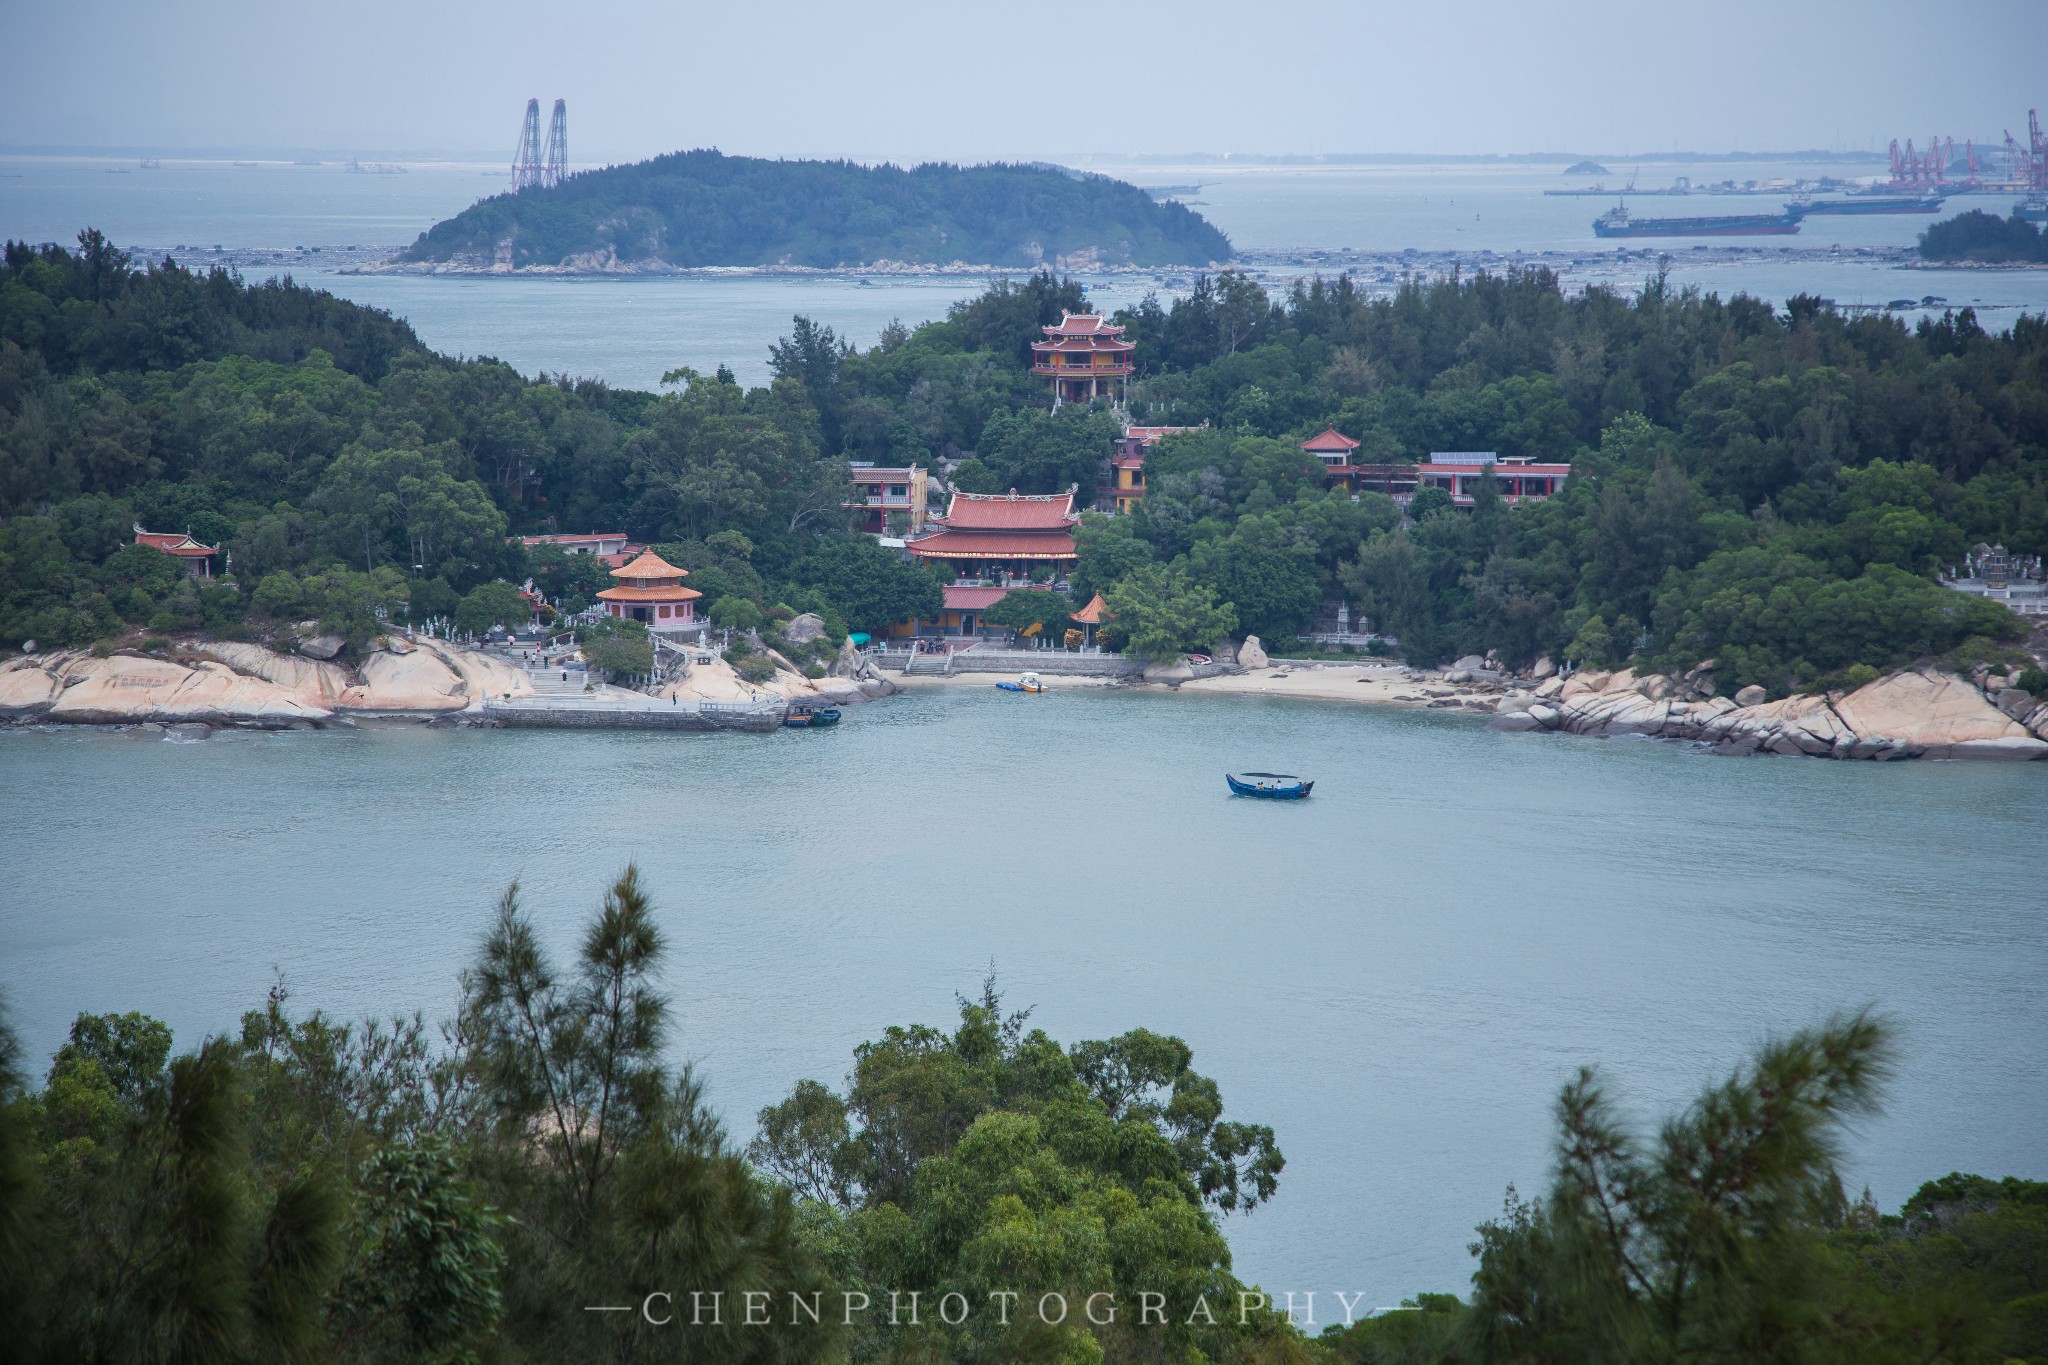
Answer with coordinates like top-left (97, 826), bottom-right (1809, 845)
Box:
top-left (1070, 593), bottom-right (1109, 624)
top-left (135, 526), bottom-right (217, 558)
top-left (1301, 427), bottom-right (1362, 453)
top-left (596, 583), bottom-right (703, 602)
top-left (941, 489), bottom-right (1077, 530)
top-left (1043, 313), bottom-right (1123, 338)
top-left (611, 550), bottom-right (686, 581)
top-left (907, 529), bottom-right (1078, 560)
top-left (942, 584), bottom-right (1036, 611)
top-left (1123, 425), bottom-right (1202, 444)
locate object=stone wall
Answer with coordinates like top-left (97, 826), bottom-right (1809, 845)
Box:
top-left (482, 699), bottom-right (783, 732)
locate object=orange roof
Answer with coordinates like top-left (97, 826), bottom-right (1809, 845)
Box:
top-left (611, 550), bottom-right (686, 582)
top-left (595, 583), bottom-right (703, 603)
top-left (907, 529), bottom-right (1077, 560)
top-left (941, 489), bottom-right (1077, 530)
top-left (1301, 427), bottom-right (1362, 453)
top-left (1042, 313), bottom-right (1124, 338)
top-left (135, 526), bottom-right (217, 558)
top-left (942, 584), bottom-right (1026, 611)
top-left (1070, 593), bottom-right (1109, 624)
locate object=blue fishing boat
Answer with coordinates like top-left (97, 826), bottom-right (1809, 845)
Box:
top-left (995, 672), bottom-right (1047, 693)
top-left (1226, 772), bottom-right (1314, 799)
top-left (783, 704), bottom-right (841, 728)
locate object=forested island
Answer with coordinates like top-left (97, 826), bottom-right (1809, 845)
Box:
top-left (1918, 209), bottom-right (2048, 264)
top-left (0, 867), bottom-right (2042, 1363)
top-left (392, 151), bottom-right (1232, 271)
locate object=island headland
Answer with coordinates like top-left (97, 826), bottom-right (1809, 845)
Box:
top-left (383, 150), bottom-right (1233, 273)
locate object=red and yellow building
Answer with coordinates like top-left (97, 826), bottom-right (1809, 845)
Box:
top-left (906, 489), bottom-right (1079, 583)
top-left (1032, 313), bottom-right (1134, 408)
top-left (845, 463), bottom-right (929, 535)
top-left (595, 550), bottom-right (703, 635)
top-left (1102, 424), bottom-right (1206, 512)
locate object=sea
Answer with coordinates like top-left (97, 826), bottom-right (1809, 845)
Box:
top-left (1, 153), bottom-right (2045, 1304)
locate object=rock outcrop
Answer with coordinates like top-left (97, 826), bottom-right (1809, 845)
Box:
top-left (1237, 636), bottom-right (1269, 669)
top-left (1489, 664), bottom-right (2048, 761)
top-left (784, 613), bottom-right (827, 645)
top-left (0, 636), bottom-right (535, 729)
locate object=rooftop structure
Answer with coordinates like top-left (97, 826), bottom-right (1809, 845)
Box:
top-left (1031, 313), bottom-right (1134, 409)
top-left (1299, 436), bottom-right (1570, 507)
top-left (845, 463), bottom-right (929, 535)
top-left (907, 488), bottom-right (1079, 582)
top-left (1942, 543), bottom-right (2047, 617)
top-left (1102, 423), bottom-right (1206, 512)
top-left (134, 525), bottom-right (219, 578)
top-left (595, 550), bottom-right (705, 635)
top-left (517, 532), bottom-right (642, 568)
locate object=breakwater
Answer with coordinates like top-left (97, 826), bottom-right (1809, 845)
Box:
top-left (483, 696), bottom-right (783, 732)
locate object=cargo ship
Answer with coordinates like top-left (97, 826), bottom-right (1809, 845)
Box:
top-left (1593, 205), bottom-right (1802, 238)
top-left (2017, 197), bottom-right (2048, 223)
top-left (1789, 195), bottom-right (1945, 215)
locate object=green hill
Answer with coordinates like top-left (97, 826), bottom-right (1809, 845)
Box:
top-left (398, 150), bottom-right (1233, 270)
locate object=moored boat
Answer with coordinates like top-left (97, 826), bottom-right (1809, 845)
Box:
top-left (1225, 772), bottom-right (1314, 799)
top-left (783, 704), bottom-right (841, 728)
top-left (1789, 194), bottom-right (1944, 215)
top-left (995, 672), bottom-right (1047, 694)
top-left (1593, 205), bottom-right (1801, 238)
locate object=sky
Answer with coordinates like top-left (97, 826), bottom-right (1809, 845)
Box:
top-left (4, 0), bottom-right (2045, 164)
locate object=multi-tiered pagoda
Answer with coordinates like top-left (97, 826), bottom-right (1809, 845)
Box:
top-left (1030, 313), bottom-right (1134, 408)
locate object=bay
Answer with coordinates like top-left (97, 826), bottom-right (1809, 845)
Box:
top-left (2, 691), bottom-right (2042, 1302)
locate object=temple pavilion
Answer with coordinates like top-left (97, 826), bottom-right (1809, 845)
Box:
top-left (134, 524), bottom-right (220, 578)
top-left (1031, 313), bottom-right (1134, 408)
top-left (906, 488), bottom-right (1079, 583)
top-left (595, 550), bottom-right (703, 635)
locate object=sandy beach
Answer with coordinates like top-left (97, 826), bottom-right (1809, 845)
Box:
top-left (899, 661), bottom-right (1508, 713)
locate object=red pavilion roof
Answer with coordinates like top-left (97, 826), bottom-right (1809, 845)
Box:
top-left (938, 489), bottom-right (1078, 530)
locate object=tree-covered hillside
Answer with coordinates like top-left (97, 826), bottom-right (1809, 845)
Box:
top-left (1918, 208), bottom-right (2048, 263)
top-left (398, 151), bottom-right (1232, 269)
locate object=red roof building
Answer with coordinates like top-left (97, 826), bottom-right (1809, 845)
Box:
top-left (906, 489), bottom-right (1079, 582)
top-left (134, 525), bottom-right (219, 578)
top-left (1301, 428), bottom-right (1362, 464)
top-left (1031, 313), bottom-right (1134, 408)
top-left (1101, 423), bottom-right (1206, 513)
top-left (595, 550), bottom-right (704, 635)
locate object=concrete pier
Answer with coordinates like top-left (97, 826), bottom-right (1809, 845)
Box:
top-left (482, 695), bottom-right (784, 732)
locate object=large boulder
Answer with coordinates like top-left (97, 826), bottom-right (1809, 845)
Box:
top-left (298, 634), bottom-right (345, 660)
top-left (1995, 687), bottom-right (2036, 720)
top-left (1451, 654), bottom-right (1486, 672)
top-left (42, 653), bottom-right (332, 728)
top-left (1733, 685), bottom-right (1768, 707)
top-left (829, 638), bottom-right (869, 679)
top-left (1831, 668), bottom-right (2030, 749)
top-left (1237, 635), bottom-right (1269, 669)
top-left (1143, 658), bottom-right (1195, 687)
top-left (1530, 655), bottom-right (1557, 680)
top-left (785, 613), bottom-right (827, 645)
top-left (0, 655), bottom-right (65, 718)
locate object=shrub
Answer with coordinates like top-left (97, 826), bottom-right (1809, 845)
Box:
top-left (1844, 663), bottom-right (1881, 689)
top-left (2017, 668), bottom-right (2048, 698)
top-left (801, 661), bottom-right (826, 679)
top-left (732, 654), bottom-right (778, 685)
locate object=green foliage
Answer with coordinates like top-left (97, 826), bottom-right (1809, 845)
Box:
top-left (2016, 667), bottom-right (2048, 697)
top-left (399, 151), bottom-right (1231, 270)
top-left (793, 534), bottom-right (944, 634)
top-left (750, 979), bottom-right (1279, 1362)
top-left (1102, 562), bottom-right (1237, 663)
top-left (579, 615), bottom-right (652, 678)
top-left (1919, 209), bottom-right (2048, 264)
top-left (451, 579), bottom-right (530, 636)
top-left (983, 587), bottom-right (1073, 637)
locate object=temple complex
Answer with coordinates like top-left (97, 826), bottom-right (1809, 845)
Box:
top-left (906, 488), bottom-right (1079, 583)
top-left (595, 549), bottom-right (703, 635)
top-left (134, 525), bottom-right (220, 578)
top-left (1031, 313), bottom-right (1134, 408)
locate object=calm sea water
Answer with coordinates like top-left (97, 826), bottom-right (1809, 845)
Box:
top-left (8, 154), bottom-right (2048, 388)
top-left (2, 691), bottom-right (2043, 1300)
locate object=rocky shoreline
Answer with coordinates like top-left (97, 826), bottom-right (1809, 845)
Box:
top-left (1486, 660), bottom-right (2048, 761)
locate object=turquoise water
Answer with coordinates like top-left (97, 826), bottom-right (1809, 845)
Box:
top-left (3, 689), bottom-right (2043, 1301)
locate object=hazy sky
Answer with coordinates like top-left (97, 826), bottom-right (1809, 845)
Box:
top-left (6, 0), bottom-right (2045, 163)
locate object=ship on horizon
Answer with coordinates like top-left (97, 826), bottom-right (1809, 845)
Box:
top-left (1790, 194), bottom-right (1945, 216)
top-left (1592, 204), bottom-right (1802, 238)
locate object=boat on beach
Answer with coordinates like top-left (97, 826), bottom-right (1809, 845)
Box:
top-left (1225, 772), bottom-right (1314, 799)
top-left (996, 672), bottom-right (1047, 694)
